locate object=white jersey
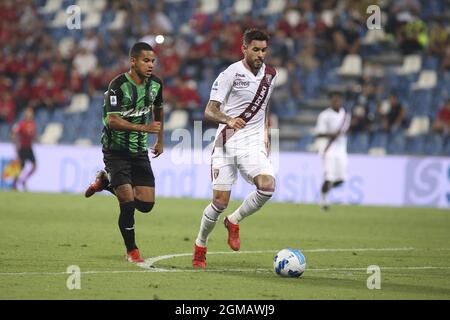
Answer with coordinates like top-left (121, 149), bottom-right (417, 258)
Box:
top-left (209, 60), bottom-right (277, 151)
top-left (315, 107), bottom-right (351, 157)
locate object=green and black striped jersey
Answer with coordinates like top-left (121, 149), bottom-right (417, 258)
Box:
top-left (101, 72), bottom-right (163, 153)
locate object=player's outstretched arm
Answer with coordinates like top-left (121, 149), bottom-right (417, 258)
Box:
top-left (204, 100), bottom-right (245, 130)
top-left (108, 114), bottom-right (161, 133)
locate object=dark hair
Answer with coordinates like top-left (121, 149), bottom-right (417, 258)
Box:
top-left (328, 90), bottom-right (343, 98)
top-left (129, 42), bottom-right (154, 58)
top-left (243, 28), bottom-right (270, 46)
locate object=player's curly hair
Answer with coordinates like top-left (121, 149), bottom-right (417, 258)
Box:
top-left (243, 28), bottom-right (270, 46)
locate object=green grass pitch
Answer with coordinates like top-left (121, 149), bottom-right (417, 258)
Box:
top-left (0, 191), bottom-right (449, 300)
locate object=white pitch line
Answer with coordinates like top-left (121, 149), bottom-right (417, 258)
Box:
top-left (2, 266), bottom-right (450, 276)
top-left (1, 247), bottom-right (449, 277)
top-left (138, 247), bottom-right (416, 270)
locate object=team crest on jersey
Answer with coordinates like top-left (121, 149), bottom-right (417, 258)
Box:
top-left (213, 169), bottom-right (219, 180)
top-left (265, 74), bottom-right (273, 83)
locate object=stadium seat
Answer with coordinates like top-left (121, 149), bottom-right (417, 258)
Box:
top-left (263, 0), bottom-right (286, 15)
top-left (410, 89), bottom-right (433, 116)
top-left (65, 94), bottom-right (90, 114)
top-left (396, 55), bottom-right (422, 75)
top-left (412, 70), bottom-right (437, 90)
top-left (407, 116), bottom-right (430, 136)
top-left (40, 123), bottom-right (63, 144)
top-left (443, 138), bottom-right (450, 156)
top-left (298, 134), bottom-right (314, 152)
top-left (108, 11), bottom-right (127, 30)
top-left (199, 0), bottom-right (219, 14)
top-left (274, 67), bottom-right (288, 87)
top-left (387, 130), bottom-right (406, 155)
top-left (164, 110), bottom-right (189, 131)
top-left (0, 123), bottom-right (12, 142)
top-left (234, 0), bottom-right (252, 15)
top-left (424, 133), bottom-right (443, 156)
top-left (74, 138), bottom-right (92, 146)
top-left (50, 9), bottom-right (69, 28)
top-left (369, 131), bottom-right (388, 155)
top-left (405, 135), bottom-right (425, 155)
top-left (38, 0), bottom-right (63, 14)
top-left (83, 12), bottom-right (102, 29)
top-left (348, 132), bottom-right (369, 154)
top-left (337, 55), bottom-right (362, 77)
top-left (76, 0), bottom-right (106, 12)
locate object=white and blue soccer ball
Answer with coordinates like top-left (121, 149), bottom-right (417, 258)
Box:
top-left (273, 248), bottom-right (306, 278)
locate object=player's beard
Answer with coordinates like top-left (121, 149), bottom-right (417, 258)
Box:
top-left (248, 58), bottom-right (263, 73)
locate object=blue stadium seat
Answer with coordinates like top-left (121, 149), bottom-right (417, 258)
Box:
top-left (424, 133), bottom-right (444, 155)
top-left (410, 89), bottom-right (433, 116)
top-left (405, 135), bottom-right (426, 155)
top-left (387, 130), bottom-right (406, 155)
top-left (443, 137), bottom-right (450, 156)
top-left (348, 132), bottom-right (369, 154)
top-left (298, 134), bottom-right (314, 152)
top-left (370, 131), bottom-right (388, 150)
top-left (0, 123), bottom-right (12, 142)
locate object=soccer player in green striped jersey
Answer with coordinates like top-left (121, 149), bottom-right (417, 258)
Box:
top-left (85, 42), bottom-right (164, 263)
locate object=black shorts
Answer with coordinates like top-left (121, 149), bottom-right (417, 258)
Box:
top-left (18, 148), bottom-right (36, 167)
top-left (103, 149), bottom-right (155, 188)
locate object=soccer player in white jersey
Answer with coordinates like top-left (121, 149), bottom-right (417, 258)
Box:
top-left (314, 91), bottom-right (351, 211)
top-left (192, 29), bottom-right (278, 268)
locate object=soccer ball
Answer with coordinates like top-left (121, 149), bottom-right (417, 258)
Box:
top-left (273, 248), bottom-right (306, 278)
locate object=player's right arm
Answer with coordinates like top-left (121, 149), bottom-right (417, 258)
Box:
top-left (204, 100), bottom-right (245, 129)
top-left (108, 115), bottom-right (161, 133)
top-left (205, 70), bottom-right (245, 130)
top-left (105, 81), bottom-right (160, 134)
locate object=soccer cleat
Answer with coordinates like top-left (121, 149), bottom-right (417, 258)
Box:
top-left (126, 248), bottom-right (144, 263)
top-left (84, 170), bottom-right (109, 198)
top-left (224, 217), bottom-right (240, 251)
top-left (192, 244), bottom-right (207, 268)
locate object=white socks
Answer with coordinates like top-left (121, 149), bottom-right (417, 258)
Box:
top-left (195, 202), bottom-right (225, 247)
top-left (227, 189), bottom-right (273, 224)
top-left (196, 190), bottom-right (273, 247)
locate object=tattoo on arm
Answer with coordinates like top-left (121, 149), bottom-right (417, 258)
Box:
top-left (204, 100), bottom-right (231, 125)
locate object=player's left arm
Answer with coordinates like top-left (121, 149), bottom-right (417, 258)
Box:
top-left (151, 82), bottom-right (164, 158)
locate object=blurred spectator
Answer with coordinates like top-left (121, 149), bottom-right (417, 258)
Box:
top-left (428, 22), bottom-right (449, 58)
top-left (0, 92), bottom-right (16, 123)
top-left (397, 13), bottom-right (429, 55)
top-left (73, 47), bottom-right (98, 77)
top-left (432, 99), bottom-right (450, 135)
top-left (80, 30), bottom-right (99, 53)
top-left (375, 94), bottom-right (407, 133)
top-left (349, 105), bottom-right (371, 133)
top-left (165, 76), bottom-right (201, 111)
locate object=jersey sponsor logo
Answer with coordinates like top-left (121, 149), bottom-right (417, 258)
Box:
top-left (235, 73), bottom-right (245, 77)
top-left (233, 79), bottom-right (250, 88)
top-left (120, 106), bottom-right (151, 118)
top-left (110, 95), bottom-right (117, 106)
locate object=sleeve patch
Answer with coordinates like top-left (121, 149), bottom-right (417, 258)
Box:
top-left (110, 95), bottom-right (117, 106)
